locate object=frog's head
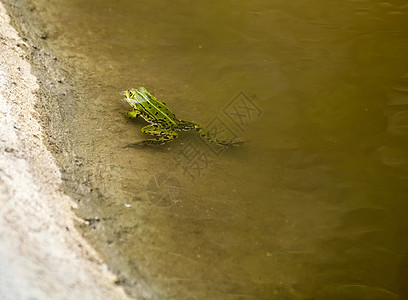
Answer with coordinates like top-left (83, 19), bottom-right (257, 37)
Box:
top-left (124, 88), bottom-right (139, 107)
top-left (125, 88), bottom-right (137, 100)
top-left (124, 87), bottom-right (148, 107)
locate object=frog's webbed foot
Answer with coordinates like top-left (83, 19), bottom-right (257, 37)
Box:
top-left (125, 140), bottom-right (167, 148)
top-left (190, 124), bottom-right (244, 148)
top-left (218, 138), bottom-right (245, 147)
top-left (125, 137), bottom-right (176, 147)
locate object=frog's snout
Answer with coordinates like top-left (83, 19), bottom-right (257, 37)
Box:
top-left (123, 90), bottom-right (132, 99)
top-left (122, 91), bottom-right (131, 105)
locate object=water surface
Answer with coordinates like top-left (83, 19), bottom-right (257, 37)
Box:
top-left (10, 0), bottom-right (408, 298)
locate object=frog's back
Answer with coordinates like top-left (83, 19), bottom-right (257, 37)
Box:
top-left (136, 87), bottom-right (179, 126)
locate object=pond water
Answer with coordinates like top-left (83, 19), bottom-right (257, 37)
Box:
top-left (7, 0), bottom-right (408, 298)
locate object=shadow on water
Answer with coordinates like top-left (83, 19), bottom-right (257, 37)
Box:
top-left (4, 0), bottom-right (408, 299)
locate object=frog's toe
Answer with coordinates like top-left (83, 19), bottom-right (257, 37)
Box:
top-left (124, 141), bottom-right (161, 148)
top-left (125, 136), bottom-right (175, 147)
top-left (230, 138), bottom-right (245, 146)
top-left (219, 138), bottom-right (245, 147)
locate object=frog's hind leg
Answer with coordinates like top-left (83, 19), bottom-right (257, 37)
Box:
top-left (132, 124), bottom-right (178, 146)
top-left (194, 124), bottom-right (235, 147)
top-left (179, 120), bottom-right (240, 147)
top-left (177, 120), bottom-right (196, 131)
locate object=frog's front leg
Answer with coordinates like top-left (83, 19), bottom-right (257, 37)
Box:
top-left (132, 124), bottom-right (179, 146)
top-left (126, 109), bottom-right (141, 118)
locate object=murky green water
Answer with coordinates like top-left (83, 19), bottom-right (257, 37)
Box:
top-left (6, 0), bottom-right (408, 298)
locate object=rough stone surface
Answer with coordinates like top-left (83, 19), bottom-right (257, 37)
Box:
top-left (0, 2), bottom-right (130, 299)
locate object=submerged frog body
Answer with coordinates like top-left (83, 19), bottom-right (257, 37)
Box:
top-left (124, 87), bottom-right (239, 147)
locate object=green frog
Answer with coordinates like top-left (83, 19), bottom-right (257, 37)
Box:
top-left (124, 87), bottom-right (239, 147)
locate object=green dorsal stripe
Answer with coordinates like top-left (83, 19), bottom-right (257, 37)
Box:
top-left (135, 89), bottom-right (177, 126)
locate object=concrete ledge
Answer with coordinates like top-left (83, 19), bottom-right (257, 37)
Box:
top-left (0, 2), bottom-right (130, 299)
